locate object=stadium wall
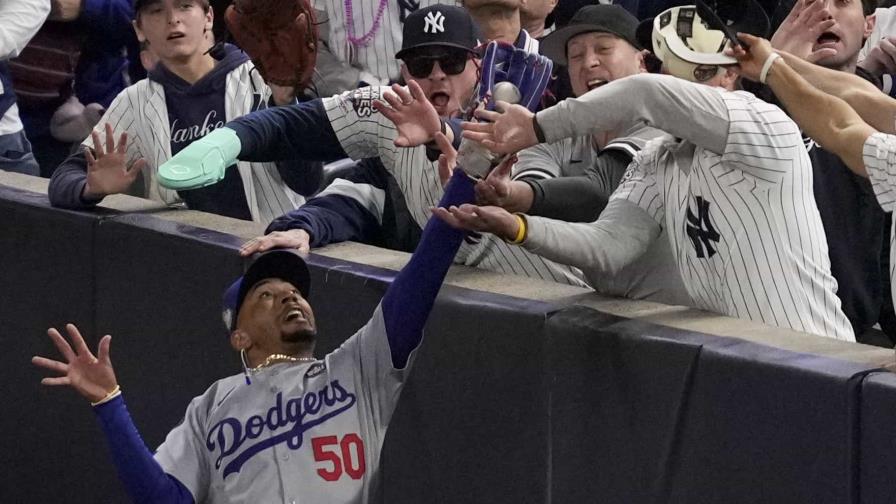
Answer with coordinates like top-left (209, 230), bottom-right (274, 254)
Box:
top-left (1, 172), bottom-right (893, 503)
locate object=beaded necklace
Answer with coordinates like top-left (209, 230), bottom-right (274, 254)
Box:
top-left (344, 0), bottom-right (389, 47)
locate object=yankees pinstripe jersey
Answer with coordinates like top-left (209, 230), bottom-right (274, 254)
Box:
top-left (531, 74), bottom-right (853, 340)
top-left (862, 132), bottom-right (896, 316)
top-left (322, 85), bottom-right (586, 286)
top-left (79, 59), bottom-right (304, 224)
top-left (314, 0), bottom-right (460, 84)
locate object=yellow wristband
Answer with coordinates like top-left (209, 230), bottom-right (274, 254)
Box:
top-left (91, 385), bottom-right (121, 407)
top-left (509, 213), bottom-right (527, 244)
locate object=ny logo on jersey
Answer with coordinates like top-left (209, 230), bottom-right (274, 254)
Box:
top-left (397, 0), bottom-right (419, 23)
top-left (423, 11), bottom-right (445, 33)
top-left (686, 196), bottom-right (720, 259)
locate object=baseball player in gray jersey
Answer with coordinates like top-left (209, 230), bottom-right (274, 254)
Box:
top-left (439, 5), bottom-right (854, 341)
top-left (31, 154), bottom-right (474, 503)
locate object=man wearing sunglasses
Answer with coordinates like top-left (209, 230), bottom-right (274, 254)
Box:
top-left (173, 5), bottom-right (586, 287)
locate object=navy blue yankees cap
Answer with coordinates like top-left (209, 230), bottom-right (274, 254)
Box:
top-left (222, 250), bottom-right (311, 333)
top-left (396, 5), bottom-right (481, 59)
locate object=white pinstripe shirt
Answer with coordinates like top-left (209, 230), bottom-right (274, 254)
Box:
top-left (862, 132), bottom-right (896, 317)
top-left (321, 85), bottom-right (587, 286)
top-left (83, 61), bottom-right (304, 223)
top-left (529, 74), bottom-right (853, 340)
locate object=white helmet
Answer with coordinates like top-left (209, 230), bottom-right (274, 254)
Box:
top-left (636, 2), bottom-right (769, 83)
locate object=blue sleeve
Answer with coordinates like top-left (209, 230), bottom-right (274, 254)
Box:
top-left (266, 195), bottom-right (380, 247)
top-left (93, 395), bottom-right (195, 504)
top-left (48, 148), bottom-right (105, 209)
top-left (266, 161), bottom-right (390, 246)
top-left (227, 100), bottom-right (349, 163)
top-left (381, 169), bottom-right (473, 368)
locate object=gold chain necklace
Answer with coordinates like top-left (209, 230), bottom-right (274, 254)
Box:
top-left (250, 353), bottom-right (316, 373)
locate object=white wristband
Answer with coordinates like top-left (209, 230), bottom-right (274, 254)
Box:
top-left (759, 52), bottom-right (782, 84)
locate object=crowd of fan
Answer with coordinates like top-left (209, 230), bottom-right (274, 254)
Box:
top-left (6, 0), bottom-right (896, 346)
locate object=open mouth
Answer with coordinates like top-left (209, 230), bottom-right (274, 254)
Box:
top-left (816, 32), bottom-right (841, 46)
top-left (285, 309), bottom-right (305, 322)
top-left (167, 32), bottom-right (186, 41)
top-left (429, 91), bottom-right (450, 109)
top-left (586, 79), bottom-right (608, 91)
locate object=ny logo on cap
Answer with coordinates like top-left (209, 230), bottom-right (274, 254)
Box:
top-left (424, 11), bottom-right (445, 34)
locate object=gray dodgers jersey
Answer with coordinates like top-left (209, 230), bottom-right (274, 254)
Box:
top-left (155, 307), bottom-right (403, 504)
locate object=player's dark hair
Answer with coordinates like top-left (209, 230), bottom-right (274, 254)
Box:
top-left (134, 0), bottom-right (212, 21)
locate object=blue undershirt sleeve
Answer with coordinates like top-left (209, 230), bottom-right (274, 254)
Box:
top-left (93, 395), bottom-right (195, 504)
top-left (381, 169), bottom-right (473, 368)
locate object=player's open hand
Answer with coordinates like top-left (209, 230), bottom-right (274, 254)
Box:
top-left (769, 0), bottom-right (837, 63)
top-left (859, 36), bottom-right (896, 77)
top-left (240, 229), bottom-right (312, 256)
top-left (461, 102), bottom-right (538, 155)
top-left (431, 203), bottom-right (519, 241)
top-left (83, 123), bottom-right (146, 199)
top-left (32, 324), bottom-right (118, 404)
top-left (373, 81), bottom-right (442, 148)
top-left (727, 33), bottom-right (777, 82)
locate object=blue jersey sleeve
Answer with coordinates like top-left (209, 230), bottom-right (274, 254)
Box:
top-left (93, 395), bottom-right (195, 504)
top-left (381, 169), bottom-right (473, 368)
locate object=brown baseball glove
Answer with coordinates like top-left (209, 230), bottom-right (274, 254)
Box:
top-left (225, 0), bottom-right (319, 90)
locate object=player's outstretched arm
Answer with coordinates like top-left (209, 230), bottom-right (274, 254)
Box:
top-left (731, 34), bottom-right (877, 176)
top-left (736, 31), bottom-right (896, 136)
top-left (32, 325), bottom-right (194, 504)
top-left (779, 50), bottom-right (896, 136)
top-left (380, 140), bottom-right (473, 369)
top-left (434, 197), bottom-right (658, 279)
top-left (462, 74), bottom-right (731, 156)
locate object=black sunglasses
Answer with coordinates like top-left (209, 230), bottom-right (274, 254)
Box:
top-left (403, 50), bottom-right (471, 78)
